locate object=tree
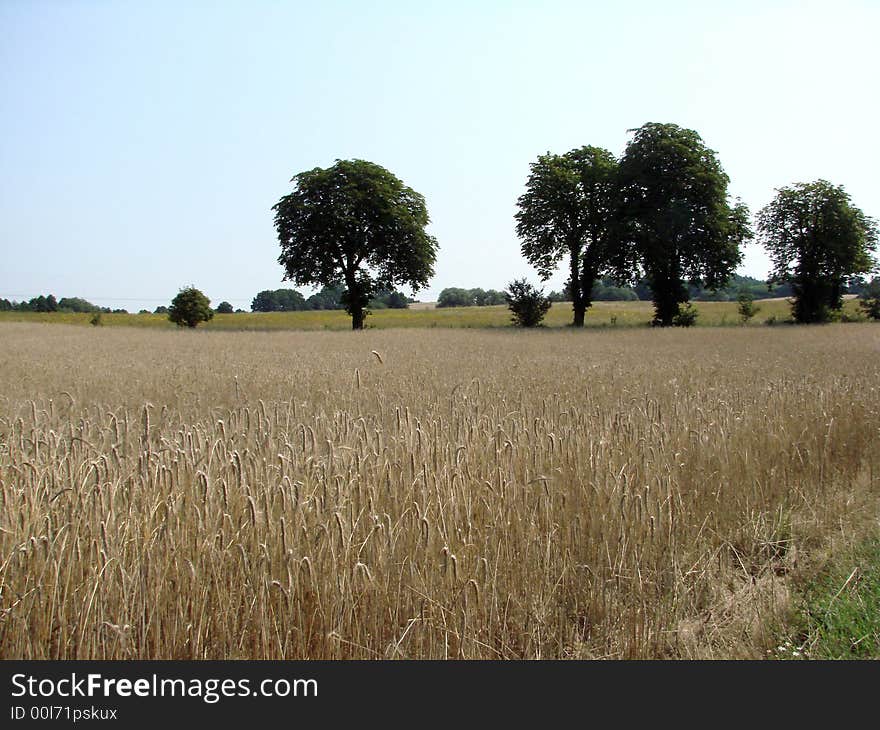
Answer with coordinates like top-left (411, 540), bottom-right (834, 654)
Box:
top-left (615, 123), bottom-right (750, 326)
top-left (516, 146), bottom-right (618, 327)
top-left (216, 301), bottom-right (234, 314)
top-left (273, 159), bottom-right (438, 330)
top-left (504, 279), bottom-right (551, 327)
top-left (58, 297), bottom-right (100, 313)
top-left (168, 286), bottom-right (214, 328)
top-left (437, 287), bottom-right (474, 308)
top-left (757, 180), bottom-right (878, 323)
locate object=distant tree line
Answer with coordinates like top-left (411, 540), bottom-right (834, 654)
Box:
top-left (250, 285), bottom-right (411, 312)
top-left (0, 295), bottom-right (130, 314)
top-left (436, 288), bottom-right (506, 308)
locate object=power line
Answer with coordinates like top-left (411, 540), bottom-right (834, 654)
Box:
top-left (0, 293), bottom-right (256, 303)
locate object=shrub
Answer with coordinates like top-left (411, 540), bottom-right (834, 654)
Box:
top-left (504, 279), bottom-right (551, 327)
top-left (737, 293), bottom-right (760, 324)
top-left (168, 286), bottom-right (214, 328)
top-left (672, 303), bottom-right (698, 327)
top-left (215, 301), bottom-right (234, 314)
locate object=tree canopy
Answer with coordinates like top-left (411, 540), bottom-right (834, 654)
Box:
top-left (615, 123), bottom-right (751, 326)
top-left (516, 146), bottom-right (618, 326)
top-left (757, 180), bottom-right (878, 323)
top-left (273, 159), bottom-right (437, 329)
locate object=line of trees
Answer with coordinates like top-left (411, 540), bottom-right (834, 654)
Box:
top-left (516, 124), bottom-right (750, 327)
top-left (0, 295), bottom-right (131, 314)
top-left (516, 122), bottom-right (878, 327)
top-left (436, 288), bottom-right (506, 308)
top-left (7, 126), bottom-right (877, 331)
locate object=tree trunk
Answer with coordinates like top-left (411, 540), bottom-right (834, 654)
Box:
top-left (793, 275), bottom-right (831, 323)
top-left (344, 270), bottom-right (368, 330)
top-left (651, 275), bottom-right (684, 327)
top-left (579, 262), bottom-right (599, 326)
top-left (351, 306), bottom-right (366, 330)
top-left (653, 294), bottom-right (679, 327)
top-left (570, 251), bottom-right (585, 327)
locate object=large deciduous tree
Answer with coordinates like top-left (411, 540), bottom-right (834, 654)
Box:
top-left (757, 180), bottom-right (878, 323)
top-left (515, 146), bottom-right (618, 327)
top-left (616, 123), bottom-right (750, 326)
top-left (273, 159), bottom-right (438, 330)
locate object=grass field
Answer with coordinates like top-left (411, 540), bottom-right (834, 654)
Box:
top-left (1, 322), bottom-right (878, 659)
top-left (0, 297), bottom-right (865, 331)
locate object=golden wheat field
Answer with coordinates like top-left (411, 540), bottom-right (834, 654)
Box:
top-left (1, 322), bottom-right (878, 659)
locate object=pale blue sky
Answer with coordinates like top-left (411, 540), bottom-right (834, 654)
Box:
top-left (2, 1), bottom-right (878, 310)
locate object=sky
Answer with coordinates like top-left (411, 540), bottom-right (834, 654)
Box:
top-left (2, 0), bottom-right (878, 310)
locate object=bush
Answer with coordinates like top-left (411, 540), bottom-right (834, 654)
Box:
top-left (215, 301), bottom-right (234, 314)
top-left (504, 279), bottom-right (551, 328)
top-left (672, 303), bottom-right (698, 327)
top-left (168, 286), bottom-right (214, 328)
top-left (737, 293), bottom-right (760, 323)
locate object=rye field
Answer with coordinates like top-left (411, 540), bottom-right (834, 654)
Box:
top-left (1, 322), bottom-right (878, 659)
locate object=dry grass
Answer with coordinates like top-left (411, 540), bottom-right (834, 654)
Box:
top-left (1, 322), bottom-right (878, 659)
